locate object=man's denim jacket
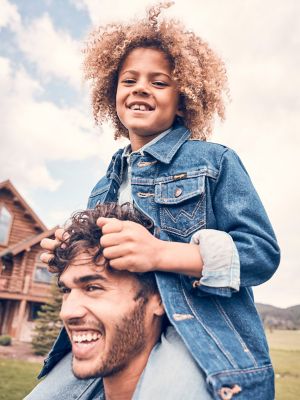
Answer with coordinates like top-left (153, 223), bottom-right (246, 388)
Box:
top-left (40, 124), bottom-right (280, 399)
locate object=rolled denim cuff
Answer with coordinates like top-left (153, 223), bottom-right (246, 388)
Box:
top-left (191, 229), bottom-right (240, 293)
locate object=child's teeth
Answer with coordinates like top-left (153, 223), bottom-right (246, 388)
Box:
top-left (139, 104), bottom-right (146, 111)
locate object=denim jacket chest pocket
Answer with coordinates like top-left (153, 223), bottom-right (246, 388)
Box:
top-left (154, 173), bottom-right (206, 238)
top-left (88, 183), bottom-right (111, 208)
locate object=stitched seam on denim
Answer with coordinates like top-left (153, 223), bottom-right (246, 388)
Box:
top-left (208, 363), bottom-right (273, 378)
top-left (131, 177), bottom-right (155, 185)
top-left (155, 169), bottom-right (216, 183)
top-left (181, 278), bottom-right (238, 368)
top-left (147, 128), bottom-right (189, 161)
top-left (157, 189), bottom-right (203, 204)
top-left (216, 148), bottom-right (230, 180)
top-left (131, 171), bottom-right (216, 186)
top-left (163, 197), bottom-right (204, 221)
top-left (160, 196), bottom-right (206, 237)
top-left (160, 220), bottom-right (206, 237)
top-left (89, 184), bottom-right (110, 198)
top-left (214, 298), bottom-right (258, 367)
top-left (109, 172), bottom-right (122, 185)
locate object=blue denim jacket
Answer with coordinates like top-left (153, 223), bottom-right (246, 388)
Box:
top-left (39, 124), bottom-right (280, 399)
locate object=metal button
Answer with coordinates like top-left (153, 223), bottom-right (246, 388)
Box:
top-left (175, 188), bottom-right (183, 197)
top-left (218, 385), bottom-right (242, 400)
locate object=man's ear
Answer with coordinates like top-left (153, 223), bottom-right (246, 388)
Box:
top-left (151, 294), bottom-right (165, 317)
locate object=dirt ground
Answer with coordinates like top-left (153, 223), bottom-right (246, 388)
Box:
top-left (0, 340), bottom-right (44, 363)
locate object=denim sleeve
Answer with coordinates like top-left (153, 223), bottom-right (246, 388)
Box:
top-left (211, 148), bottom-right (280, 288)
top-left (190, 229), bottom-right (240, 297)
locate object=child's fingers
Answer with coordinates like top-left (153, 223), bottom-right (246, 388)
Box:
top-left (55, 228), bottom-right (69, 241)
top-left (40, 251), bottom-right (55, 264)
top-left (40, 237), bottom-right (61, 251)
top-left (109, 256), bottom-right (136, 272)
top-left (97, 217), bottom-right (124, 234)
top-left (100, 232), bottom-right (123, 248)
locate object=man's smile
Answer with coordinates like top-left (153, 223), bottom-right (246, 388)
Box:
top-left (67, 322), bottom-right (105, 360)
top-left (69, 328), bottom-right (104, 360)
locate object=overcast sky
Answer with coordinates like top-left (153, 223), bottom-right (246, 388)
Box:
top-left (0, 0), bottom-right (299, 308)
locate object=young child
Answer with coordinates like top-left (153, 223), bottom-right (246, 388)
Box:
top-left (40, 3), bottom-right (280, 399)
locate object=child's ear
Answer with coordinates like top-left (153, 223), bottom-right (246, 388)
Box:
top-left (176, 109), bottom-right (184, 118)
top-left (176, 94), bottom-right (184, 117)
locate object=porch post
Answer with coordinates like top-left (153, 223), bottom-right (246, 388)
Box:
top-left (15, 274), bottom-right (31, 340)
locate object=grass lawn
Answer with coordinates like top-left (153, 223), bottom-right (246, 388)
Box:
top-left (266, 330), bottom-right (300, 400)
top-left (0, 359), bottom-right (41, 400)
top-left (0, 330), bottom-right (299, 399)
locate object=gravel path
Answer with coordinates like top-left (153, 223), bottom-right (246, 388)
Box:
top-left (0, 340), bottom-right (44, 363)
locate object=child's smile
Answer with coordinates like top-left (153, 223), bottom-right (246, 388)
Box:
top-left (116, 48), bottom-right (182, 151)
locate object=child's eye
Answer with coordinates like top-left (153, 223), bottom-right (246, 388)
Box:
top-left (122, 79), bottom-right (136, 85)
top-left (152, 81), bottom-right (168, 87)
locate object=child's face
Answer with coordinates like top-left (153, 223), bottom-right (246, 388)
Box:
top-left (116, 47), bottom-right (182, 150)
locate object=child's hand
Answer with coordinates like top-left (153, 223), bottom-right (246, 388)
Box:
top-left (40, 228), bottom-right (67, 272)
top-left (98, 217), bottom-right (160, 273)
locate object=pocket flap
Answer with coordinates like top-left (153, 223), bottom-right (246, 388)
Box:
top-left (155, 176), bottom-right (205, 205)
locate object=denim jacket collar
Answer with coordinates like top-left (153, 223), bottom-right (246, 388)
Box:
top-left (141, 124), bottom-right (190, 164)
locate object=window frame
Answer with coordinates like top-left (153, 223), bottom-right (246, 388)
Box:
top-left (33, 253), bottom-right (53, 285)
top-left (0, 204), bottom-right (13, 246)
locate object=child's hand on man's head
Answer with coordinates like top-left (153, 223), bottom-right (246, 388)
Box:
top-left (98, 217), bottom-right (161, 273)
top-left (40, 228), bottom-right (67, 272)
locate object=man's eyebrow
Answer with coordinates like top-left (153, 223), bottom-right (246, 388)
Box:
top-left (75, 274), bottom-right (107, 284)
top-left (58, 274), bottom-right (107, 288)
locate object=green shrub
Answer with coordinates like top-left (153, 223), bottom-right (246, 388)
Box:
top-left (0, 335), bottom-right (12, 346)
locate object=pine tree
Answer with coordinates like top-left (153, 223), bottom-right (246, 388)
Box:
top-left (32, 278), bottom-right (63, 356)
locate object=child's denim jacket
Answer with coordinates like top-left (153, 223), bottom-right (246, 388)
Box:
top-left (41, 124), bottom-right (280, 399)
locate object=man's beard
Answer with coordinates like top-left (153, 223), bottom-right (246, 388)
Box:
top-left (72, 300), bottom-right (147, 379)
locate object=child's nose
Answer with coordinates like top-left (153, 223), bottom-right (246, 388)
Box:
top-left (132, 81), bottom-right (150, 96)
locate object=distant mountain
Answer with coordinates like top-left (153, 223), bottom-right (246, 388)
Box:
top-left (256, 303), bottom-right (300, 329)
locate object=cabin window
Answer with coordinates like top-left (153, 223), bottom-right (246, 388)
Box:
top-left (28, 302), bottom-right (44, 321)
top-left (34, 265), bottom-right (52, 284)
top-left (0, 205), bottom-right (13, 245)
top-left (34, 254), bottom-right (52, 284)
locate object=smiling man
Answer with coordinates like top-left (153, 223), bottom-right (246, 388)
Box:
top-left (58, 253), bottom-right (164, 396)
top-left (26, 204), bottom-right (210, 400)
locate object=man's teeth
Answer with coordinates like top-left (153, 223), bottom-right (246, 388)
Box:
top-left (73, 332), bottom-right (101, 343)
top-left (130, 104), bottom-right (150, 111)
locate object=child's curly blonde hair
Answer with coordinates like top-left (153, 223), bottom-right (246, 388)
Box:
top-left (83, 2), bottom-right (228, 140)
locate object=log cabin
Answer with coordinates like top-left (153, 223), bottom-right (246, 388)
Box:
top-left (0, 180), bottom-right (58, 342)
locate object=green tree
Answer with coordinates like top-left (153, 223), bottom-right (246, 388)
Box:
top-left (31, 279), bottom-right (63, 356)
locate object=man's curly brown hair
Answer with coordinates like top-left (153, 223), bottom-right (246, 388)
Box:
top-left (83, 2), bottom-right (228, 140)
top-left (50, 203), bottom-right (157, 300)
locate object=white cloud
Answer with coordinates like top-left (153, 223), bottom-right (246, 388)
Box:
top-left (71, 0), bottom-right (150, 25)
top-left (13, 13), bottom-right (82, 89)
top-left (0, 0), bottom-right (21, 30)
top-left (0, 56), bottom-right (120, 193)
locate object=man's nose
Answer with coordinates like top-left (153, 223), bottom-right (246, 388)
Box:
top-left (60, 290), bottom-right (87, 322)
